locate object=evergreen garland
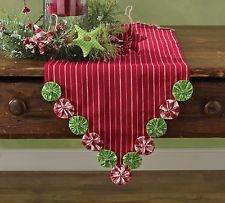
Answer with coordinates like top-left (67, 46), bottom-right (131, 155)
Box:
top-left (83, 0), bottom-right (122, 30)
top-left (0, 0), bottom-right (122, 61)
top-left (0, 14), bottom-right (37, 58)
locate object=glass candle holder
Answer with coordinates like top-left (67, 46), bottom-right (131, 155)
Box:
top-left (44, 0), bottom-right (88, 28)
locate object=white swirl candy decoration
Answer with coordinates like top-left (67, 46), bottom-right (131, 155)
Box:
top-left (82, 133), bottom-right (103, 151)
top-left (110, 164), bottom-right (132, 185)
top-left (53, 98), bottom-right (75, 119)
top-left (134, 136), bottom-right (155, 156)
top-left (159, 99), bottom-right (180, 120)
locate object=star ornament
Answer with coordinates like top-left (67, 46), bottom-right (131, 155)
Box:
top-left (129, 26), bottom-right (147, 53)
top-left (125, 24), bottom-right (147, 53)
top-left (69, 25), bottom-right (105, 58)
top-left (23, 25), bottom-right (55, 54)
top-left (115, 24), bottom-right (147, 54)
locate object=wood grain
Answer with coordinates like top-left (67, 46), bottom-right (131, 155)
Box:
top-left (0, 78), bottom-right (75, 139)
top-left (0, 171), bottom-right (225, 203)
top-left (1, 78), bottom-right (225, 138)
top-left (166, 78), bottom-right (225, 138)
top-left (175, 26), bottom-right (225, 78)
top-left (1, 26), bottom-right (225, 78)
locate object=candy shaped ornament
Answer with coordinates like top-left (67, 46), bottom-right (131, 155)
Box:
top-left (54, 98), bottom-right (75, 119)
top-left (159, 99), bottom-right (180, 120)
top-left (69, 116), bottom-right (89, 135)
top-left (110, 165), bottom-right (132, 185)
top-left (82, 133), bottom-right (103, 151)
top-left (134, 136), bottom-right (155, 156)
top-left (42, 82), bottom-right (61, 102)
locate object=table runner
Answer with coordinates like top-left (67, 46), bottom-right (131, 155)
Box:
top-left (43, 23), bottom-right (192, 185)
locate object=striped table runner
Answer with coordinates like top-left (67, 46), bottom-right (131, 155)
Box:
top-left (44, 23), bottom-right (190, 184)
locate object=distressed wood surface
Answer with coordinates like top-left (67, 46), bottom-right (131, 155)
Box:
top-left (0, 78), bottom-right (225, 138)
top-left (166, 78), bottom-right (225, 138)
top-left (1, 26), bottom-right (225, 78)
top-left (0, 171), bottom-right (225, 203)
top-left (0, 78), bottom-right (74, 139)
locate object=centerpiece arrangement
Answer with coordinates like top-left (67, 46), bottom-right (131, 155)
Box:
top-left (0, 0), bottom-right (123, 60)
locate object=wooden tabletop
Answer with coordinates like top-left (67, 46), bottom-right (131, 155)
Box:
top-left (1, 171), bottom-right (225, 203)
top-left (1, 26), bottom-right (225, 78)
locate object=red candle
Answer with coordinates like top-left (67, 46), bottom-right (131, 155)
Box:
top-left (48, 0), bottom-right (87, 17)
top-left (78, 0), bottom-right (87, 16)
top-left (57, 0), bottom-right (66, 16)
top-left (69, 0), bottom-right (77, 16)
top-left (47, 0), bottom-right (57, 15)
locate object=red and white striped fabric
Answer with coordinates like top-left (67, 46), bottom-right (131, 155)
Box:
top-left (44, 23), bottom-right (190, 164)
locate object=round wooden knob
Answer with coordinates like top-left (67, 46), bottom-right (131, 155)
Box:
top-left (204, 101), bottom-right (223, 117)
top-left (9, 99), bottom-right (27, 116)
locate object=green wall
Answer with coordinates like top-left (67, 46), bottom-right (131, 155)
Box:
top-left (0, 1), bottom-right (224, 149)
top-left (1, 139), bottom-right (225, 149)
top-left (119, 0), bottom-right (225, 25)
top-left (1, 0), bottom-right (225, 25)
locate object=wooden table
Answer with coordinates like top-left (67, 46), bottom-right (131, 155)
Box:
top-left (1, 26), bottom-right (225, 139)
top-left (0, 171), bottom-right (225, 203)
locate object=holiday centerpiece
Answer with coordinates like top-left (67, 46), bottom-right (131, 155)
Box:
top-left (0, 0), bottom-right (194, 185)
top-left (0, 0), bottom-right (120, 60)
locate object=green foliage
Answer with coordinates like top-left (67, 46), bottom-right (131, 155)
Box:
top-left (88, 25), bottom-right (117, 61)
top-left (0, 14), bottom-right (37, 58)
top-left (0, 0), bottom-right (122, 61)
top-left (43, 23), bottom-right (85, 61)
top-left (82, 0), bottom-right (122, 30)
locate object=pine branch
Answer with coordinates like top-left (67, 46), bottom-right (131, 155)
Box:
top-left (0, 0), bottom-right (121, 60)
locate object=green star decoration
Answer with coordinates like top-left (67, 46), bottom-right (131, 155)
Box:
top-left (123, 152), bottom-right (142, 169)
top-left (41, 82), bottom-right (61, 102)
top-left (69, 25), bottom-right (105, 58)
top-left (97, 149), bottom-right (117, 168)
top-left (69, 116), bottom-right (89, 135)
top-left (146, 118), bottom-right (167, 138)
top-left (172, 80), bottom-right (194, 102)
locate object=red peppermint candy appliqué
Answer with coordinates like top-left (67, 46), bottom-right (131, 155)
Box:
top-left (82, 133), bottom-right (103, 151)
top-left (54, 98), bottom-right (75, 119)
top-left (159, 99), bottom-right (180, 120)
top-left (134, 136), bottom-right (155, 156)
top-left (110, 164), bottom-right (132, 185)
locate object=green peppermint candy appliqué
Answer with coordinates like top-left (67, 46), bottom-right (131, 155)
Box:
top-left (123, 152), bottom-right (142, 169)
top-left (42, 82), bottom-right (62, 102)
top-left (172, 80), bottom-right (193, 102)
top-left (97, 149), bottom-right (117, 168)
top-left (69, 116), bottom-right (88, 135)
top-left (146, 118), bottom-right (167, 138)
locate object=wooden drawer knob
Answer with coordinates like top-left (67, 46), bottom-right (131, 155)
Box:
top-left (9, 99), bottom-right (27, 116)
top-left (204, 101), bottom-right (223, 117)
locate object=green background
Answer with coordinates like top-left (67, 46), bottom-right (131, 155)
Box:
top-left (1, 0), bottom-right (225, 25)
top-left (0, 0), bottom-right (224, 149)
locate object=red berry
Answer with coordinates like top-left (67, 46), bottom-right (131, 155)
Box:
top-left (22, 6), bottom-right (30, 13)
top-left (26, 23), bottom-right (33, 29)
